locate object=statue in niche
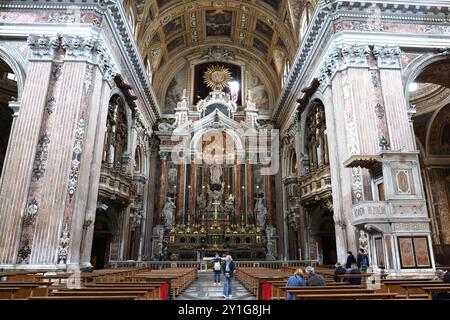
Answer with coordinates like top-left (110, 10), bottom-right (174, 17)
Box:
top-left (210, 165), bottom-right (223, 185)
top-left (254, 196), bottom-right (267, 230)
top-left (162, 197), bottom-right (176, 230)
top-left (358, 230), bottom-right (369, 252)
top-left (225, 193), bottom-right (235, 215)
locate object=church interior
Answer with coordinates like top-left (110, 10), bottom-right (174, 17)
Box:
top-left (0, 0), bottom-right (450, 301)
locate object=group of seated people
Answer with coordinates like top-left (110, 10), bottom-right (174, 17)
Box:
top-left (285, 266), bottom-right (326, 300)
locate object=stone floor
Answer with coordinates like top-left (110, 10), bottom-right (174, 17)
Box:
top-left (176, 272), bottom-right (255, 300)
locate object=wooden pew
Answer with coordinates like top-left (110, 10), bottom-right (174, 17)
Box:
top-left (0, 282), bottom-right (50, 298)
top-left (294, 292), bottom-right (398, 300)
top-left (400, 283), bottom-right (450, 299)
top-left (28, 295), bottom-right (138, 300)
top-left (0, 287), bottom-right (21, 300)
top-left (422, 286), bottom-right (450, 300)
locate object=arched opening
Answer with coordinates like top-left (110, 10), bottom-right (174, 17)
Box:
top-left (317, 214), bottom-right (337, 265)
top-left (90, 211), bottom-right (113, 270)
top-left (91, 94), bottom-right (132, 268)
top-left (409, 58), bottom-right (450, 265)
top-left (0, 58), bottom-right (17, 180)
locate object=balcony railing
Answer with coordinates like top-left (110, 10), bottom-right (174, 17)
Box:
top-left (99, 164), bottom-right (132, 200)
top-left (352, 200), bottom-right (428, 226)
top-left (299, 165), bottom-right (332, 207)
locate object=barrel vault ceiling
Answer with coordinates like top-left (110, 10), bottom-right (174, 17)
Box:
top-left (125, 0), bottom-right (315, 108)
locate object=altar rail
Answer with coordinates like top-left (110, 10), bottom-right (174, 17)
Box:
top-left (107, 260), bottom-right (319, 270)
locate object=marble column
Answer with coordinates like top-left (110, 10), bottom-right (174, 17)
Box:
top-left (246, 160), bottom-right (254, 225)
top-left (156, 152), bottom-right (168, 225)
top-left (0, 60), bottom-right (53, 266)
top-left (234, 164), bottom-right (242, 226)
top-left (176, 161), bottom-right (186, 225)
top-left (188, 164), bottom-right (197, 225)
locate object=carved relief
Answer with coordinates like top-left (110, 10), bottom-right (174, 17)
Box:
top-left (33, 133), bottom-right (51, 181)
top-left (395, 170), bottom-right (412, 195)
top-left (27, 35), bottom-right (61, 60)
top-left (68, 116), bottom-right (86, 198)
top-left (373, 45), bottom-right (401, 68)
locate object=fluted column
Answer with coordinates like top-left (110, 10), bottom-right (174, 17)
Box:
top-left (157, 152), bottom-right (168, 225)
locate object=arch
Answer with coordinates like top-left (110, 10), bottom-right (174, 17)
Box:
top-left (0, 44), bottom-right (26, 102)
top-left (403, 52), bottom-right (450, 104)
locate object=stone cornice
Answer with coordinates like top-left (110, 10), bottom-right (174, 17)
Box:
top-left (0, 0), bottom-right (161, 126)
top-left (273, 0), bottom-right (450, 129)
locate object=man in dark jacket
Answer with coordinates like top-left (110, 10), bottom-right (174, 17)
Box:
top-left (357, 248), bottom-right (369, 271)
top-left (348, 263), bottom-right (362, 285)
top-left (222, 255), bottom-right (236, 298)
top-left (333, 262), bottom-right (347, 282)
top-left (432, 270), bottom-right (450, 300)
top-left (305, 266), bottom-right (326, 286)
top-left (346, 251), bottom-right (357, 269)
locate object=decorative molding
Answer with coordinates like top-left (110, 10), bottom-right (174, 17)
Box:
top-left (392, 222), bottom-right (430, 232)
top-left (27, 35), bottom-right (61, 60)
top-left (201, 46), bottom-right (235, 61)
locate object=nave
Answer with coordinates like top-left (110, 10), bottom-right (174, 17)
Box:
top-left (1, 264), bottom-right (449, 301)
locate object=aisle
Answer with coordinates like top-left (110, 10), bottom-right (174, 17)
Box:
top-left (176, 272), bottom-right (255, 300)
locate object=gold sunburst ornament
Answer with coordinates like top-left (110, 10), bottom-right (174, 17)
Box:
top-left (203, 65), bottom-right (232, 91)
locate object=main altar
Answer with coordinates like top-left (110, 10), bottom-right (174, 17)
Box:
top-left (151, 65), bottom-right (278, 261)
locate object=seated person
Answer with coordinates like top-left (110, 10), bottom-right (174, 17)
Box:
top-left (432, 270), bottom-right (450, 300)
top-left (286, 268), bottom-right (306, 300)
top-left (348, 263), bottom-right (362, 285)
top-left (333, 262), bottom-right (347, 282)
top-left (305, 266), bottom-right (326, 286)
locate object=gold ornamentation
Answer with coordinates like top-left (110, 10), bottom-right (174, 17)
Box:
top-left (203, 65), bottom-right (232, 90)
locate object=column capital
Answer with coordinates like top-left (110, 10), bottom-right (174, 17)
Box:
top-left (159, 151), bottom-right (169, 160)
top-left (27, 34), bottom-right (61, 61)
top-left (373, 45), bottom-right (402, 69)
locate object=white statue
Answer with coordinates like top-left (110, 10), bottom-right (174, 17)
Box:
top-left (210, 165), bottom-right (222, 185)
top-left (359, 230), bottom-right (369, 252)
top-left (254, 197), bottom-right (267, 230)
top-left (163, 197), bottom-right (175, 230)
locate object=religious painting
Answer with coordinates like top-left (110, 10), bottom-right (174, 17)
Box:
top-left (375, 238), bottom-right (385, 268)
top-left (248, 71), bottom-right (269, 110)
top-left (205, 10), bottom-right (233, 37)
top-left (260, 0), bottom-right (280, 11)
top-left (277, 37), bottom-right (287, 50)
top-left (253, 37), bottom-right (269, 56)
top-left (151, 33), bottom-right (160, 45)
top-left (255, 20), bottom-right (274, 41)
top-left (163, 17), bottom-right (183, 39)
top-left (398, 237), bottom-right (416, 268)
top-left (164, 66), bottom-right (187, 113)
top-left (167, 35), bottom-right (185, 53)
top-left (413, 237), bottom-right (431, 267)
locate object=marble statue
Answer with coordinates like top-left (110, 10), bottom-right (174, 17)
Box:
top-left (163, 197), bottom-right (175, 230)
top-left (254, 197), bottom-right (267, 230)
top-left (359, 230), bottom-right (369, 252)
